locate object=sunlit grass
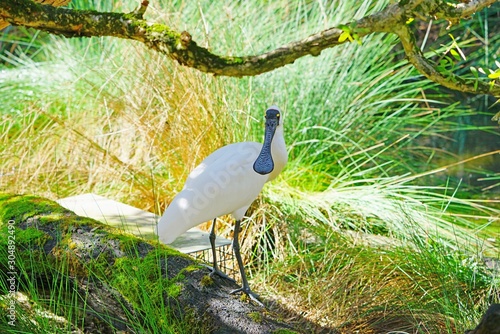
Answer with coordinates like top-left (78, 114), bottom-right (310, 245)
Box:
top-left (253, 227), bottom-right (496, 332)
top-left (0, 0), bottom-right (498, 332)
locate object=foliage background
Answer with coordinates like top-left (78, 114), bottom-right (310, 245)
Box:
top-left (0, 0), bottom-right (499, 332)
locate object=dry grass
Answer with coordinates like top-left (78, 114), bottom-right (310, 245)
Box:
top-left (0, 41), bottom-right (246, 214)
top-left (254, 229), bottom-right (491, 332)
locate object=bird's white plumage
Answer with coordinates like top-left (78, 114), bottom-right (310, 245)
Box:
top-left (156, 110), bottom-right (287, 244)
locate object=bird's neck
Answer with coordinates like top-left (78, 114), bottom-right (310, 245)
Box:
top-left (268, 127), bottom-right (287, 181)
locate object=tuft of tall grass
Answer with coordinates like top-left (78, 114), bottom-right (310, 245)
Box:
top-left (255, 227), bottom-right (496, 332)
top-left (0, 35), bottom-right (246, 211)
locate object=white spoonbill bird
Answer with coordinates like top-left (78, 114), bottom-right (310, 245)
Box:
top-left (156, 106), bottom-right (287, 305)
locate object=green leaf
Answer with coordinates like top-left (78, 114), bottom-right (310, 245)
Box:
top-left (487, 70), bottom-right (500, 79)
top-left (470, 66), bottom-right (478, 78)
top-left (339, 31), bottom-right (353, 43)
top-left (338, 24), bottom-right (350, 33)
top-left (450, 49), bottom-right (460, 61)
top-left (439, 58), bottom-right (452, 69)
top-left (352, 33), bottom-right (362, 45)
top-left (444, 56), bottom-right (454, 64)
top-left (338, 31), bottom-right (349, 43)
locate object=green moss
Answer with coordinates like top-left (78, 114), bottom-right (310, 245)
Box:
top-left (0, 195), bottom-right (215, 333)
top-left (272, 330), bottom-right (300, 334)
top-left (0, 226), bottom-right (47, 247)
top-left (227, 56), bottom-right (245, 65)
top-left (107, 250), bottom-right (186, 310)
top-left (184, 264), bottom-right (201, 272)
top-left (0, 193), bottom-right (65, 225)
top-left (0, 193), bottom-right (105, 232)
top-left (167, 283), bottom-right (182, 298)
top-left (145, 23), bottom-right (171, 34)
top-left (200, 274), bottom-right (214, 287)
top-left (143, 23), bottom-right (183, 51)
top-left (121, 12), bottom-right (138, 21)
top-left (67, 240), bottom-right (78, 250)
top-left (247, 311), bottom-right (263, 323)
top-left (16, 227), bottom-right (51, 246)
top-left (38, 213), bottom-right (70, 225)
top-left (82, 249), bottom-right (112, 277)
top-left (239, 294), bottom-right (249, 303)
top-left (0, 194), bottom-right (201, 331)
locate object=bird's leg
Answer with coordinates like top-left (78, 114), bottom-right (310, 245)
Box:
top-left (206, 218), bottom-right (234, 281)
top-left (230, 219), bottom-right (264, 307)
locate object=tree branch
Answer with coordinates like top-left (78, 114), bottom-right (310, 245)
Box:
top-left (0, 0), bottom-right (384, 76)
top-left (0, 0), bottom-right (427, 75)
top-left (0, 0), bottom-right (499, 98)
top-left (395, 23), bottom-right (500, 96)
top-left (429, 0), bottom-right (498, 24)
top-left (0, 0), bottom-right (70, 30)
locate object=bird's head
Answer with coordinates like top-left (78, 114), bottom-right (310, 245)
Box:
top-left (265, 106), bottom-right (281, 127)
top-left (253, 106), bottom-right (281, 175)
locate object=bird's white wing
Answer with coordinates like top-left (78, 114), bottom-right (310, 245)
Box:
top-left (184, 142), bottom-right (259, 188)
top-left (157, 142), bottom-right (268, 244)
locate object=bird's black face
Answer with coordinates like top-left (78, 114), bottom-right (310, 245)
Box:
top-left (253, 106), bottom-right (281, 175)
top-left (265, 108), bottom-right (280, 127)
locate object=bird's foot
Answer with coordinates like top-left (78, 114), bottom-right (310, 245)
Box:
top-left (202, 264), bottom-right (235, 282)
top-left (230, 286), bottom-right (264, 307)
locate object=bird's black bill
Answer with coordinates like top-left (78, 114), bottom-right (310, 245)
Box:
top-left (253, 108), bottom-right (280, 175)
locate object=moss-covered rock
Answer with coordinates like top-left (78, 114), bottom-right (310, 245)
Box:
top-left (0, 193), bottom-right (296, 333)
